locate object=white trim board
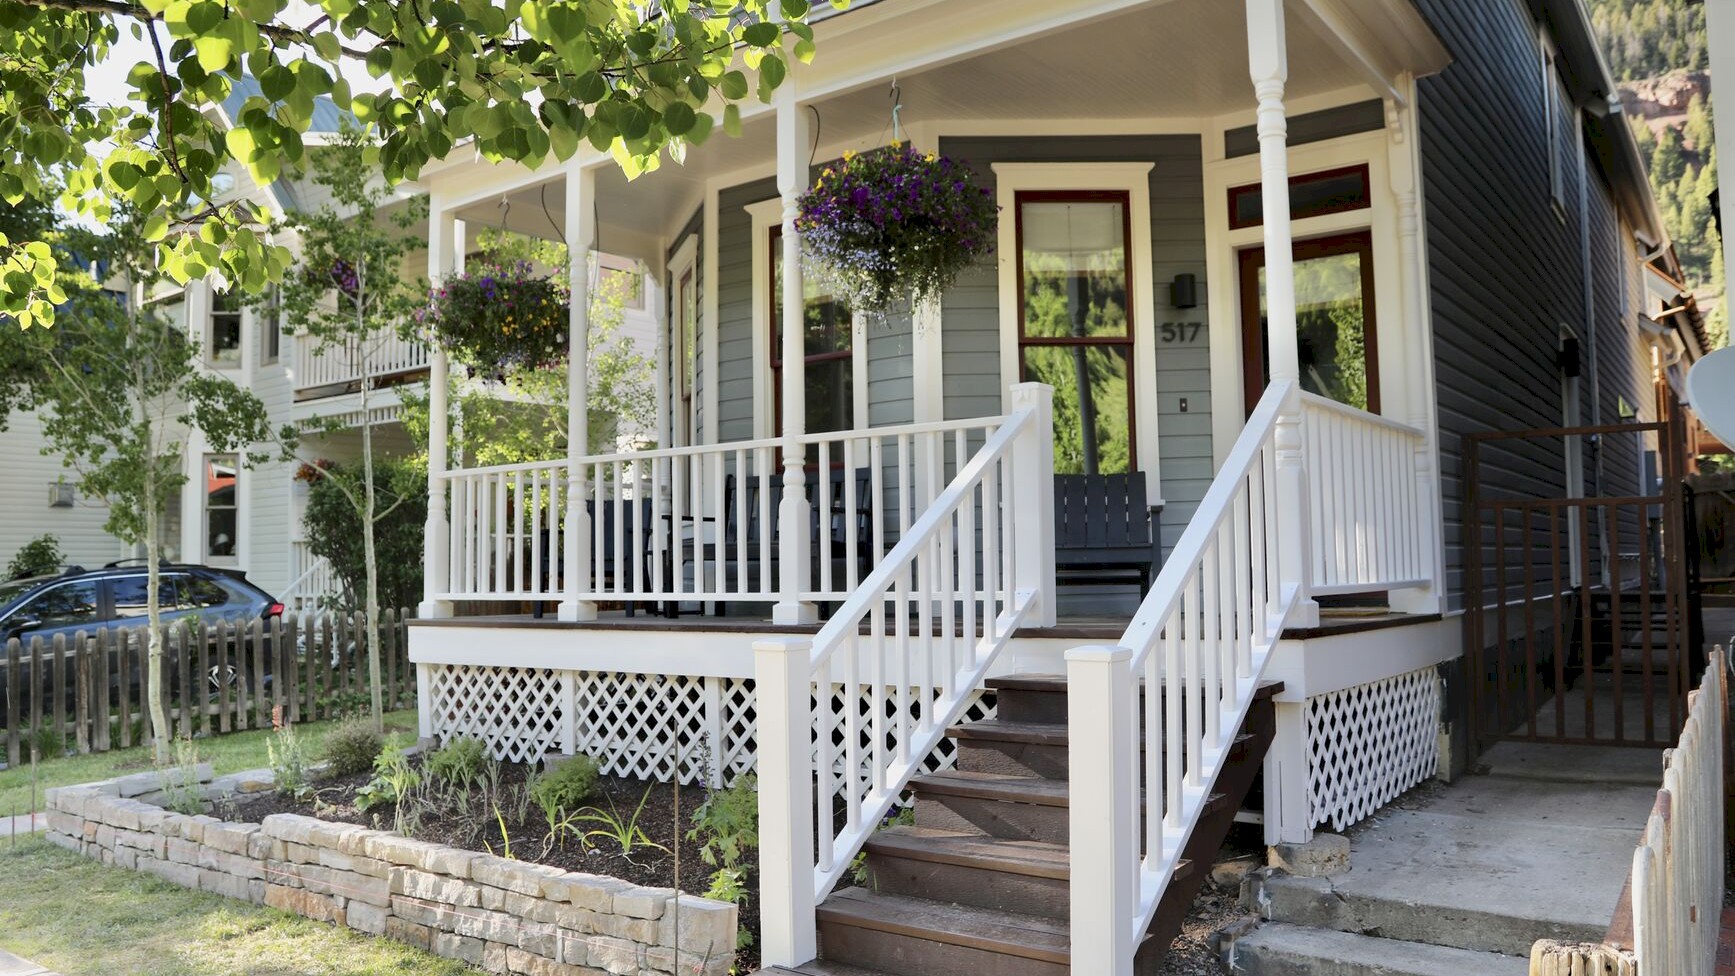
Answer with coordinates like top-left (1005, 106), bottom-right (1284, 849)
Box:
top-left (990, 161), bottom-right (1164, 506)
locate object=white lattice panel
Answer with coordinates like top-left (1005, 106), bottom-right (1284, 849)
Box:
top-left (424, 664), bottom-right (565, 764)
top-left (1305, 667), bottom-right (1440, 831)
top-left (424, 665), bottom-right (995, 789)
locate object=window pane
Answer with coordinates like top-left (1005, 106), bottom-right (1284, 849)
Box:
top-left (205, 455), bottom-right (238, 558)
top-left (25, 582), bottom-right (99, 627)
top-left (113, 576), bottom-right (150, 618)
top-left (211, 293), bottom-right (242, 366)
top-left (1020, 200), bottom-right (1129, 339)
top-left (1229, 166), bottom-right (1371, 229)
top-left (805, 358), bottom-right (853, 435)
top-left (187, 578), bottom-right (228, 607)
top-left (1022, 345), bottom-right (1132, 475)
top-left (1255, 251), bottom-right (1372, 411)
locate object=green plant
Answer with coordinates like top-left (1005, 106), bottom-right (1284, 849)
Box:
top-left (426, 736), bottom-right (487, 792)
top-left (267, 724), bottom-right (312, 799)
top-left (420, 260), bottom-right (569, 372)
top-left (795, 143), bottom-right (999, 312)
top-left (320, 717), bottom-right (384, 777)
top-left (573, 787), bottom-right (669, 858)
top-left (301, 458), bottom-right (427, 615)
top-left (26, 726), bottom-right (66, 762)
top-left (354, 736), bottom-right (422, 835)
top-left (157, 738), bottom-right (205, 816)
top-left (702, 866), bottom-right (747, 904)
top-left (529, 754), bottom-right (601, 814)
top-left (484, 800), bottom-right (515, 861)
top-left (687, 773), bottom-right (759, 870)
top-left (5, 534), bottom-right (61, 580)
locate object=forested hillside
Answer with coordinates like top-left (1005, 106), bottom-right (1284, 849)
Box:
top-left (1589, 0), bottom-right (1723, 345)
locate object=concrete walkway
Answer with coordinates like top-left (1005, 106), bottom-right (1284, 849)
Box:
top-left (0, 814), bottom-right (45, 838)
top-left (0, 949), bottom-right (56, 976)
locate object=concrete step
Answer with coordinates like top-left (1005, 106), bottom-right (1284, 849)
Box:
top-left (1247, 871), bottom-right (1608, 957)
top-left (1223, 922), bottom-right (1530, 976)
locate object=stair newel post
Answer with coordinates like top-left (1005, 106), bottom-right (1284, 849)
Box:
top-left (755, 637), bottom-right (818, 967)
top-left (1246, 0), bottom-right (1318, 630)
top-left (1009, 383), bottom-right (1057, 628)
top-left (1066, 644), bottom-right (1138, 976)
top-left (773, 89), bottom-right (819, 626)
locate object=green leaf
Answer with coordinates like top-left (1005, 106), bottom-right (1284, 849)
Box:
top-left (662, 101), bottom-right (696, 136)
top-left (311, 32), bottom-right (341, 62)
top-left (259, 64), bottom-right (294, 101)
top-left (193, 34), bottom-right (235, 73)
top-left (723, 103), bottom-right (741, 138)
top-left (741, 22), bottom-right (779, 47)
top-left (719, 71), bottom-right (748, 100)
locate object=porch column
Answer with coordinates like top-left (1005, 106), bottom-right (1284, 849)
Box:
top-left (560, 163), bottom-right (598, 622)
top-left (1247, 0), bottom-right (1319, 627)
top-left (774, 89), bottom-right (817, 625)
top-left (1387, 89), bottom-right (1444, 614)
top-left (418, 202), bottom-right (458, 619)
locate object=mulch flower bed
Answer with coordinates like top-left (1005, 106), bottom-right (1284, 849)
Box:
top-left (237, 758), bottom-right (765, 972)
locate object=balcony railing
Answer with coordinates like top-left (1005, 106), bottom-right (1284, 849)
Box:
top-left (291, 332), bottom-right (430, 393)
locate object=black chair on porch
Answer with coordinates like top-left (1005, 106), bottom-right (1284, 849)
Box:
top-left (533, 498), bottom-right (654, 619)
top-left (1052, 472), bottom-right (1159, 598)
top-left (669, 467), bottom-right (875, 617)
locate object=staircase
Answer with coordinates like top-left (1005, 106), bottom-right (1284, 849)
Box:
top-left (768, 673), bottom-right (1283, 976)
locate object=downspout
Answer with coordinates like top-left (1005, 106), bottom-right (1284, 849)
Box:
top-left (1577, 113), bottom-right (1610, 586)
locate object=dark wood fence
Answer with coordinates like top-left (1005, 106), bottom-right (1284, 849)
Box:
top-left (1, 608), bottom-right (414, 765)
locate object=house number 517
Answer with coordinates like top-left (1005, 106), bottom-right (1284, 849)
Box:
top-left (1160, 322), bottom-right (1203, 343)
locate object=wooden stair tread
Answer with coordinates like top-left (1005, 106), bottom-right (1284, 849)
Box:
top-left (767, 963), bottom-right (892, 976)
top-left (985, 673), bottom-right (1287, 700)
top-left (817, 888), bottom-right (1072, 964)
top-left (910, 770), bottom-right (1071, 806)
top-left (864, 826), bottom-right (1071, 879)
top-left (947, 718), bottom-right (1069, 744)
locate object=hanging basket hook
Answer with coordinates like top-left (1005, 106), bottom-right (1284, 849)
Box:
top-left (889, 77), bottom-right (902, 144)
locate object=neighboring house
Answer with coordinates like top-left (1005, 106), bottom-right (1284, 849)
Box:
top-left (422, 0), bottom-right (1721, 972)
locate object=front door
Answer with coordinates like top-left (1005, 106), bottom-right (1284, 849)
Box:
top-left (1237, 231), bottom-right (1379, 417)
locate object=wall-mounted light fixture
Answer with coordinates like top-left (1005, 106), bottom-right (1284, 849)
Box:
top-left (1170, 273), bottom-right (1198, 309)
top-left (48, 483), bottom-right (74, 508)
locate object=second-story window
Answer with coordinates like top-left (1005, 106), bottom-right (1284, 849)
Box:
top-left (1541, 31), bottom-right (1567, 216)
top-left (260, 287), bottom-right (281, 366)
top-left (209, 291), bottom-right (243, 367)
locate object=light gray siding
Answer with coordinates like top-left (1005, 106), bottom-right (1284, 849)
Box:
top-left (715, 178), bottom-right (775, 442)
top-left (938, 135), bottom-right (1210, 559)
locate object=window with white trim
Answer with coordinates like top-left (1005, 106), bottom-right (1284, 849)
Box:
top-left (203, 454), bottom-right (238, 560)
top-left (209, 291), bottom-right (243, 367)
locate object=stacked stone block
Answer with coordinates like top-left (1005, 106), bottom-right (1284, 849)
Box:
top-left (43, 771), bottom-right (735, 976)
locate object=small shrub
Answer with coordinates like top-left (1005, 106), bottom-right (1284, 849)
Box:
top-left (158, 738), bottom-right (205, 816)
top-left (26, 726), bottom-right (66, 762)
top-left (688, 773), bottom-right (759, 870)
top-left (529, 754), bottom-right (600, 814)
top-left (268, 724), bottom-right (312, 799)
top-left (355, 735), bottom-right (422, 832)
top-left (6, 534), bottom-right (62, 580)
top-left (427, 735), bottom-right (487, 791)
top-left (573, 787), bottom-right (668, 857)
top-left (321, 717), bottom-right (384, 777)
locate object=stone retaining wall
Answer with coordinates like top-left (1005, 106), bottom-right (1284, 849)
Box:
top-left (42, 770), bottom-right (735, 976)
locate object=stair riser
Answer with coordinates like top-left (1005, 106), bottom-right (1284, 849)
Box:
top-left (818, 923), bottom-right (1068, 976)
top-left (994, 687), bottom-right (1068, 724)
top-left (1246, 875), bottom-right (1606, 957)
top-left (913, 793), bottom-right (1069, 845)
top-left (863, 851), bottom-right (1070, 919)
top-left (955, 739), bottom-right (1070, 780)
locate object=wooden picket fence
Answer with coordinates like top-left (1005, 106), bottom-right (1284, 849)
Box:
top-left (0, 608), bottom-right (414, 766)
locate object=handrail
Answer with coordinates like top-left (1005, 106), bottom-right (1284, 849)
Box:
top-left (1296, 390), bottom-right (1424, 436)
top-left (1068, 380), bottom-right (1303, 972)
top-left (805, 404), bottom-right (1040, 898)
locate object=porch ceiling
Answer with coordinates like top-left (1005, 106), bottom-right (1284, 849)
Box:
top-left (449, 0), bottom-right (1419, 254)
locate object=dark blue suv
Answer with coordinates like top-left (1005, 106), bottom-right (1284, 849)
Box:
top-left (0, 562), bottom-right (283, 721)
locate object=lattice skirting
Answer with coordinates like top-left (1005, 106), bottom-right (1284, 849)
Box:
top-left (420, 663), bottom-right (995, 787)
top-left (1305, 666), bottom-right (1441, 832)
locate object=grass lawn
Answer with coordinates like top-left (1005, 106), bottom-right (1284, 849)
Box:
top-left (0, 708), bottom-right (419, 817)
top-left (0, 834), bottom-right (480, 975)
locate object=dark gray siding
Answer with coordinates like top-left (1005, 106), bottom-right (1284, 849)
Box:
top-left (1223, 100), bottom-right (1386, 159)
top-left (716, 178), bottom-right (775, 441)
top-left (938, 135), bottom-right (1210, 559)
top-left (1412, 0), bottom-right (1590, 609)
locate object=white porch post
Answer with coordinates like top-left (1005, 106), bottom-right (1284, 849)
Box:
top-left (419, 202), bottom-right (458, 619)
top-left (560, 164), bottom-right (598, 622)
top-left (754, 637), bottom-right (817, 966)
top-left (1247, 0), bottom-right (1318, 628)
top-left (774, 89), bottom-right (818, 625)
top-left (1386, 87), bottom-right (1445, 614)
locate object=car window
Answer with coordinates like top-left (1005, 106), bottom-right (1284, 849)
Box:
top-left (112, 575), bottom-right (186, 617)
top-left (21, 581), bottom-right (100, 627)
top-left (185, 577), bottom-right (229, 608)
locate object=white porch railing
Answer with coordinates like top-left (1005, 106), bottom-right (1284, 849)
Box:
top-left (283, 541), bottom-right (340, 609)
top-left (755, 383), bottom-right (1054, 967)
top-left (1631, 648), bottom-right (1727, 976)
top-left (435, 416), bottom-right (1006, 608)
top-left (292, 332), bottom-right (430, 391)
top-left (1301, 392), bottom-right (1429, 594)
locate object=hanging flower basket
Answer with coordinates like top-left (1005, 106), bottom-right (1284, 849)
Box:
top-left (795, 143), bottom-right (998, 313)
top-left (418, 260), bottom-right (569, 373)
